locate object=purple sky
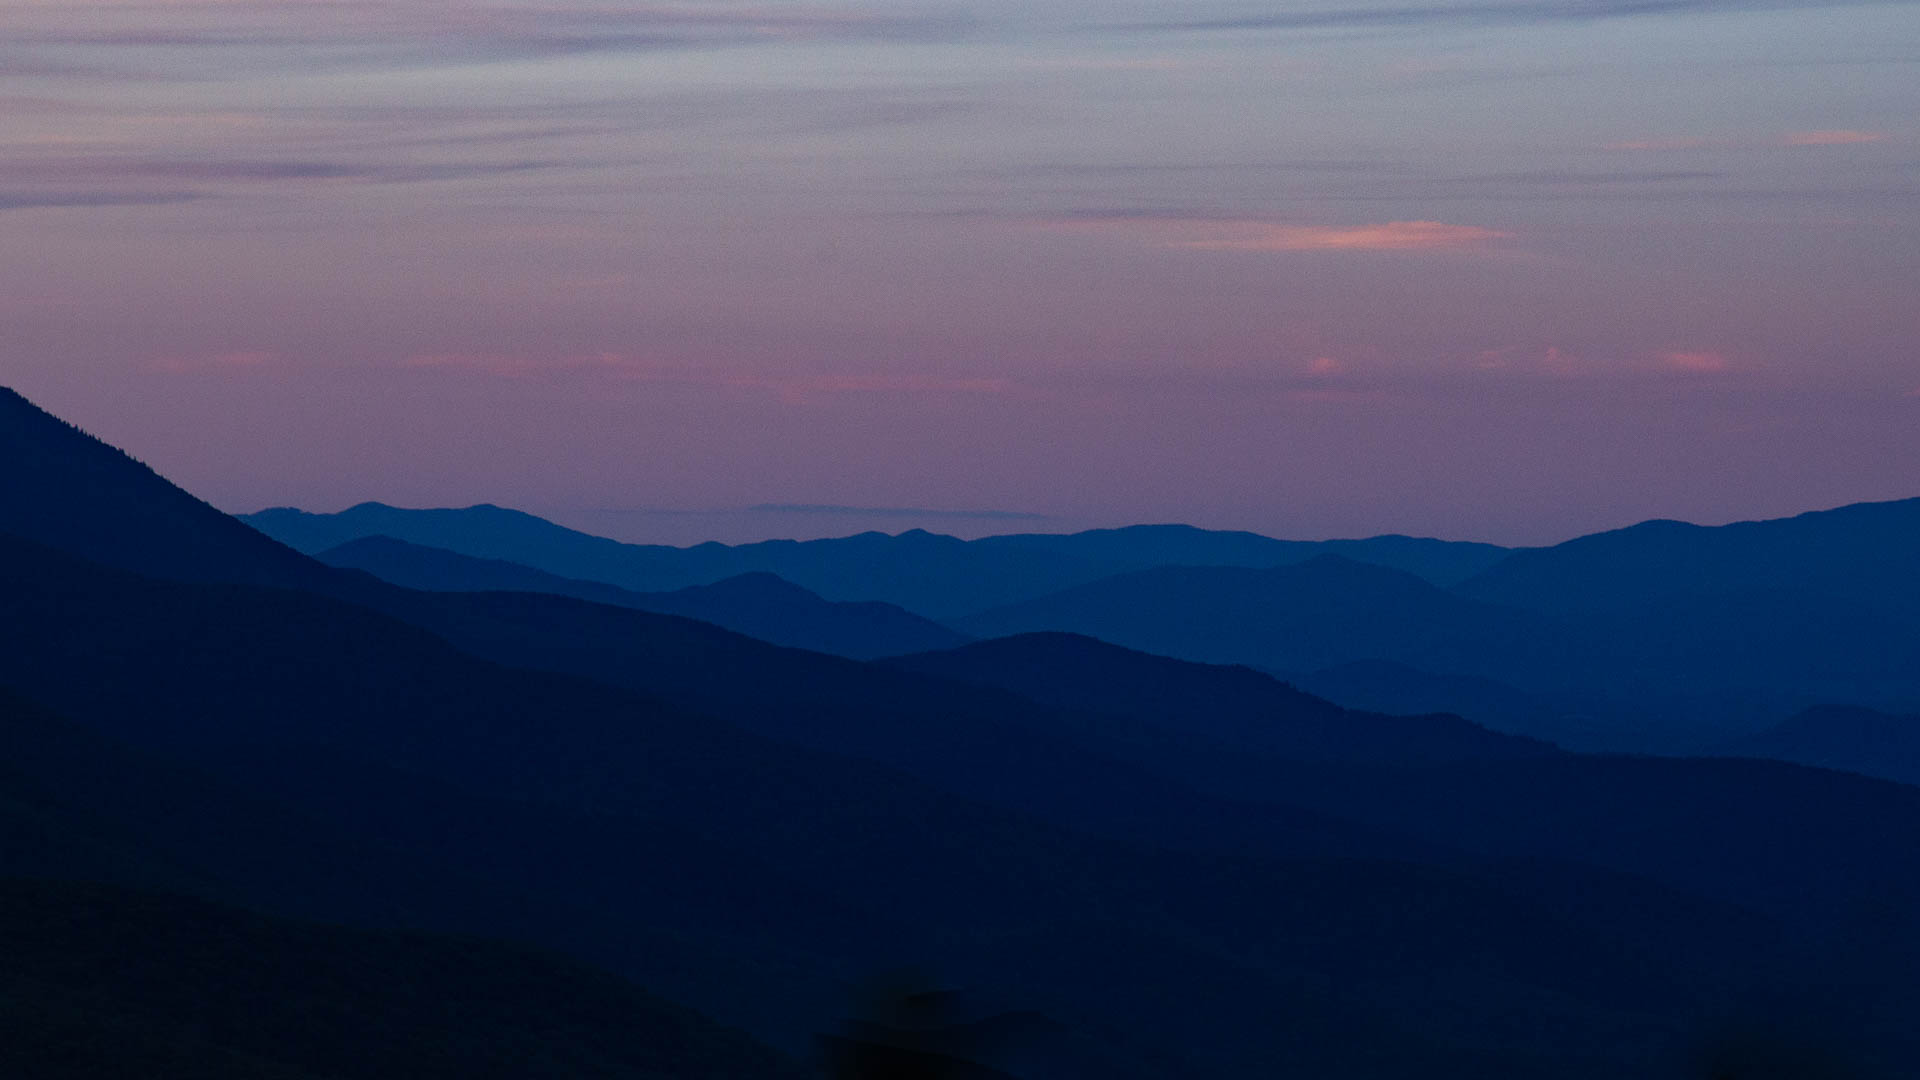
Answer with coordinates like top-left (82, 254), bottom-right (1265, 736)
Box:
top-left (3, 0), bottom-right (1916, 545)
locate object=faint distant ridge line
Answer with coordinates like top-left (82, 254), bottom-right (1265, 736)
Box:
top-left (747, 503), bottom-right (1051, 521)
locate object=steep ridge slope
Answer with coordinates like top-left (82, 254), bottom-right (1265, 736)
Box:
top-left (0, 388), bottom-right (329, 589)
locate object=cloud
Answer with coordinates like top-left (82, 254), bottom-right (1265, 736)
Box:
top-left (1607, 130), bottom-right (1891, 151)
top-left (1658, 349), bottom-right (1733, 372)
top-left (747, 503), bottom-right (1048, 520)
top-left (1113, 0), bottom-right (1895, 35)
top-left (1047, 216), bottom-right (1509, 253)
top-left (1784, 129), bottom-right (1886, 146)
top-left (403, 353), bottom-right (1017, 400)
top-left (751, 374), bottom-right (1013, 394)
top-left (1605, 137), bottom-right (1718, 151)
top-left (1464, 169), bottom-right (1723, 184)
top-left (0, 157), bottom-right (556, 186)
top-left (145, 349), bottom-right (282, 375)
top-left (2, 1), bottom-right (973, 72)
top-left (0, 190), bottom-right (203, 212)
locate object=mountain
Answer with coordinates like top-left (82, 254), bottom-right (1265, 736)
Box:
top-left (1289, 660), bottom-right (1630, 751)
top-left (1715, 705), bottom-right (1920, 787)
top-left (953, 557), bottom-right (1920, 749)
top-left (245, 503), bottom-right (1508, 616)
top-left (0, 877), bottom-right (804, 1080)
top-left (7, 529), bottom-right (1807, 1079)
top-left (319, 535), bottom-right (969, 659)
top-left (14, 384), bottom-right (1920, 1075)
top-left (0, 388), bottom-right (328, 589)
top-left (1457, 497), bottom-right (1920, 616)
top-left (882, 633), bottom-right (1555, 764)
top-left (952, 556), bottom-right (1528, 674)
top-left (971, 524), bottom-right (1511, 587)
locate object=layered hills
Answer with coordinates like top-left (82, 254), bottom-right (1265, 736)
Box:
top-left (9, 384), bottom-right (1920, 1077)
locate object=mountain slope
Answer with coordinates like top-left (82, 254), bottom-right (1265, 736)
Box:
top-left (952, 557), bottom-right (1920, 748)
top-left (882, 633), bottom-right (1555, 764)
top-left (0, 388), bottom-right (328, 589)
top-left (1458, 498), bottom-right (1920, 615)
top-left (319, 535), bottom-right (968, 659)
top-left (12, 385), bottom-right (1920, 1075)
top-left (1714, 705), bottom-right (1920, 787)
top-left (0, 877), bottom-right (804, 1080)
top-left (3, 531), bottom-right (1808, 1079)
top-left (953, 556), bottom-right (1531, 674)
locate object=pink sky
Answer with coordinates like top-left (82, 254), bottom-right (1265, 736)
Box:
top-left (3, 0), bottom-right (1917, 544)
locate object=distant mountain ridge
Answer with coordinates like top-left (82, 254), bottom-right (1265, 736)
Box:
top-left (319, 535), bottom-right (969, 660)
top-left (1457, 497), bottom-right (1920, 616)
top-left (1715, 704), bottom-right (1920, 788)
top-left (244, 502), bottom-right (1511, 616)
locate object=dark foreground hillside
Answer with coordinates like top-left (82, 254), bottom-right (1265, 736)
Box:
top-left (0, 878), bottom-right (802, 1080)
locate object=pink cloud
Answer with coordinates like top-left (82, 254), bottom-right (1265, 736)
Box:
top-left (1659, 350), bottom-right (1732, 373)
top-left (146, 349), bottom-right (280, 375)
top-left (403, 352), bottom-right (636, 378)
top-left (1050, 217), bottom-right (1508, 253)
top-left (1784, 129), bottom-right (1885, 146)
top-left (1605, 137), bottom-right (1715, 152)
top-left (403, 352), bottom-right (1013, 402)
top-left (1306, 356), bottom-right (1343, 376)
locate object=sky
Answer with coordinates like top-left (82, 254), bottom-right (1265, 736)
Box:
top-left (2, 0), bottom-right (1916, 545)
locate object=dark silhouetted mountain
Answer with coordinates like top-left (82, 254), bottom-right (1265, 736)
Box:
top-left (953, 556), bottom-right (1524, 673)
top-left (953, 558), bottom-right (1920, 750)
top-left (319, 535), bottom-right (969, 659)
top-left (1289, 659), bottom-right (1609, 748)
top-left (0, 877), bottom-right (806, 1080)
top-left (1457, 497), bottom-right (1920, 616)
top-left (882, 633), bottom-right (1555, 765)
top-left (1714, 705), bottom-right (1920, 788)
top-left (245, 504), bottom-right (1509, 616)
top-left (968, 524), bottom-right (1512, 586)
top-left (14, 385), bottom-right (1920, 1076)
top-left (0, 388), bottom-right (329, 589)
top-left (5, 530), bottom-right (1813, 1079)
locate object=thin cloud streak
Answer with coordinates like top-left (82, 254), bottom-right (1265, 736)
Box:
top-left (748, 503), bottom-right (1049, 520)
top-left (1115, 0), bottom-right (1914, 35)
top-left (1044, 216), bottom-right (1511, 253)
top-left (0, 190), bottom-right (203, 211)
